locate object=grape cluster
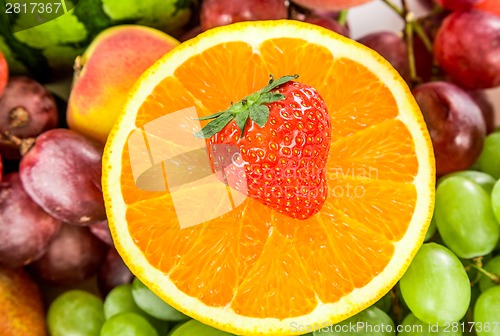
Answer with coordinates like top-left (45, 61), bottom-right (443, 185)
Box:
top-left (305, 160), bottom-right (500, 334)
top-left (0, 73), bottom-right (132, 325)
top-left (46, 278), bottom-right (230, 336)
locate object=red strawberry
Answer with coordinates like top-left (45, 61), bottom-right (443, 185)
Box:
top-left (195, 75), bottom-right (331, 219)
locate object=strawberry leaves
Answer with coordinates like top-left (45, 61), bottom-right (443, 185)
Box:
top-left (194, 74), bottom-right (298, 139)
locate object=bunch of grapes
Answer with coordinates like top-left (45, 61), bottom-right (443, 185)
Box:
top-left (0, 72), bottom-right (133, 317)
top-left (46, 278), bottom-right (198, 335)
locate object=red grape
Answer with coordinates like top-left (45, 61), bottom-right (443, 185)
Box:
top-left (19, 129), bottom-right (106, 226)
top-left (358, 32), bottom-right (409, 82)
top-left (0, 77), bottom-right (58, 159)
top-left (468, 90), bottom-right (495, 134)
top-left (435, 0), bottom-right (483, 11)
top-left (308, 8), bottom-right (341, 19)
top-left (200, 0), bottom-right (288, 31)
top-left (29, 224), bottom-right (107, 285)
top-left (0, 173), bottom-right (61, 268)
top-left (97, 248), bottom-right (134, 296)
top-left (412, 82), bottom-right (486, 175)
top-left (434, 10), bottom-right (500, 89)
top-left (303, 15), bottom-right (350, 37)
top-left (90, 220), bottom-right (113, 247)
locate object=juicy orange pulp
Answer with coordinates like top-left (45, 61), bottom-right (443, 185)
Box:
top-left (119, 37), bottom-right (419, 319)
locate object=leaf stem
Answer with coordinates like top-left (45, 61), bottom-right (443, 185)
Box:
top-left (337, 10), bottom-right (348, 26)
top-left (381, 0), bottom-right (434, 63)
top-left (471, 257), bottom-right (500, 285)
top-left (381, 0), bottom-right (403, 16)
top-left (413, 20), bottom-right (433, 53)
top-left (398, 0), bottom-right (420, 86)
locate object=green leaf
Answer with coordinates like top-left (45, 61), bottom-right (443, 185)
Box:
top-left (0, 6), bottom-right (50, 80)
top-left (196, 111), bottom-right (224, 121)
top-left (73, 0), bottom-right (112, 43)
top-left (249, 105), bottom-right (270, 128)
top-left (261, 74), bottom-right (298, 93)
top-left (192, 74), bottom-right (298, 139)
top-left (235, 109), bottom-right (249, 137)
top-left (194, 112), bottom-right (234, 139)
top-left (259, 92), bottom-right (285, 104)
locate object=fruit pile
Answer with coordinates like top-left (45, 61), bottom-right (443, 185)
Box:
top-left (0, 0), bottom-right (499, 335)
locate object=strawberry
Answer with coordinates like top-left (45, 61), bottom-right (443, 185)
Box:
top-left (195, 75), bottom-right (331, 220)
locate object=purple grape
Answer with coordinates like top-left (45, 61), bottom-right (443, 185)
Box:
top-left (89, 220), bottom-right (113, 247)
top-left (303, 15), bottom-right (350, 37)
top-left (0, 77), bottom-right (58, 159)
top-left (418, 0), bottom-right (437, 9)
top-left (0, 173), bottom-right (61, 268)
top-left (19, 129), bottom-right (105, 226)
top-left (435, 0), bottom-right (483, 11)
top-left (97, 248), bottom-right (134, 296)
top-left (179, 26), bottom-right (202, 42)
top-left (468, 90), bottom-right (495, 134)
top-left (413, 13), bottom-right (447, 83)
top-left (29, 224), bottom-right (107, 285)
top-left (358, 32), bottom-right (409, 82)
top-left (434, 10), bottom-right (500, 89)
top-left (412, 81), bottom-right (486, 175)
top-left (200, 0), bottom-right (288, 31)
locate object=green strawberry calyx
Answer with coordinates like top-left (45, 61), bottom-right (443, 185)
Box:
top-left (194, 74), bottom-right (299, 139)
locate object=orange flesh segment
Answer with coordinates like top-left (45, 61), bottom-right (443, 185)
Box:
top-left (120, 38), bottom-right (419, 318)
top-left (174, 42), bottom-right (270, 114)
top-left (323, 59), bottom-right (400, 142)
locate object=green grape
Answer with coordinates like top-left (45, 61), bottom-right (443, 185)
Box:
top-left (104, 284), bottom-right (145, 319)
top-left (313, 306), bottom-right (395, 335)
top-left (424, 216), bottom-right (437, 242)
top-left (491, 180), bottom-right (500, 224)
top-left (373, 291), bottom-right (393, 314)
top-left (47, 290), bottom-right (105, 336)
top-left (168, 319), bottom-right (235, 335)
top-left (479, 256), bottom-right (500, 293)
top-left (399, 243), bottom-right (470, 325)
top-left (435, 176), bottom-right (499, 258)
top-left (131, 278), bottom-right (190, 321)
top-left (474, 287), bottom-right (500, 336)
top-left (100, 312), bottom-right (158, 336)
top-left (477, 133), bottom-right (500, 179)
top-left (463, 284), bottom-right (482, 328)
top-left (104, 284), bottom-right (170, 335)
top-left (441, 170), bottom-right (497, 194)
top-left (399, 313), bottom-right (462, 336)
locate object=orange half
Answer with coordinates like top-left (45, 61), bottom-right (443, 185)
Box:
top-left (102, 20), bottom-right (435, 335)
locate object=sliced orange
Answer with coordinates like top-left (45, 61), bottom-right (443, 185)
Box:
top-left (102, 20), bottom-right (435, 335)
